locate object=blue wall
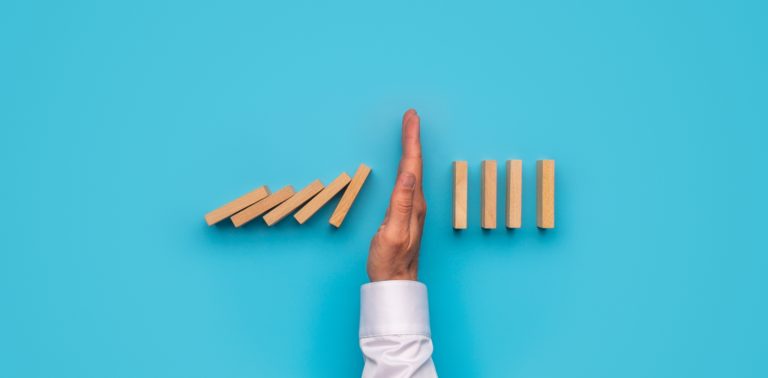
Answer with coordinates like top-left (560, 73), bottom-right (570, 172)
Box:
top-left (1, 0), bottom-right (766, 377)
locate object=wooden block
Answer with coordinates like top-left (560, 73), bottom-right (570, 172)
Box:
top-left (537, 160), bottom-right (555, 229)
top-left (294, 172), bottom-right (352, 224)
top-left (453, 161), bottom-right (468, 229)
top-left (263, 180), bottom-right (324, 226)
top-left (505, 160), bottom-right (522, 228)
top-left (481, 160), bottom-right (497, 229)
top-left (329, 164), bottom-right (372, 228)
top-left (231, 185), bottom-right (295, 228)
top-left (204, 186), bottom-right (270, 226)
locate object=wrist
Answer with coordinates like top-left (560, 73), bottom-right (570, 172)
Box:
top-left (369, 275), bottom-right (417, 282)
top-left (368, 268), bottom-right (418, 282)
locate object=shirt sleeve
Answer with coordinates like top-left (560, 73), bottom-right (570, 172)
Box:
top-left (359, 280), bottom-right (437, 378)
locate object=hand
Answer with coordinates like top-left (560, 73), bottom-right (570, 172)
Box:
top-left (367, 109), bottom-right (427, 282)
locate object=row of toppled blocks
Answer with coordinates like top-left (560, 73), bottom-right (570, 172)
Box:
top-left (205, 164), bottom-right (372, 228)
top-left (453, 160), bottom-right (555, 229)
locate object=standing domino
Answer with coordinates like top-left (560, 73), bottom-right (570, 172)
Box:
top-left (481, 160), bottom-right (497, 229)
top-left (505, 160), bottom-right (522, 229)
top-left (537, 160), bottom-right (555, 229)
top-left (453, 161), bottom-right (468, 229)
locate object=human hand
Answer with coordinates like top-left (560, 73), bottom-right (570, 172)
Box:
top-left (366, 109), bottom-right (427, 282)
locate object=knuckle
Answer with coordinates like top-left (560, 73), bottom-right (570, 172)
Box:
top-left (416, 203), bottom-right (427, 216)
top-left (382, 229), bottom-right (409, 248)
top-left (382, 233), bottom-right (408, 249)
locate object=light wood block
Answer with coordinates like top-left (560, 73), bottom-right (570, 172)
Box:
top-left (453, 161), bottom-right (468, 229)
top-left (537, 160), bottom-right (555, 229)
top-left (330, 163), bottom-right (372, 228)
top-left (294, 172), bottom-right (351, 224)
top-left (231, 185), bottom-right (295, 228)
top-left (204, 186), bottom-right (270, 226)
top-left (263, 180), bottom-right (324, 226)
top-left (481, 160), bottom-right (497, 229)
top-left (505, 160), bottom-right (522, 229)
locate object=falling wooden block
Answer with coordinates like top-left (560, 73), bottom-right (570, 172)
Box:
top-left (231, 185), bottom-right (295, 228)
top-left (537, 160), bottom-right (555, 229)
top-left (481, 160), bottom-right (497, 229)
top-left (453, 161), bottom-right (468, 229)
top-left (294, 172), bottom-right (351, 224)
top-left (330, 164), bottom-right (372, 228)
top-left (204, 186), bottom-right (270, 226)
top-left (505, 160), bottom-right (522, 229)
top-left (263, 180), bottom-right (325, 226)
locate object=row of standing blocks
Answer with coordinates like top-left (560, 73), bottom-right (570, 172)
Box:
top-left (205, 164), bottom-right (372, 228)
top-left (453, 160), bottom-right (555, 229)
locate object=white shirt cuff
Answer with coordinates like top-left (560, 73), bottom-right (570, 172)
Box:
top-left (359, 280), bottom-right (431, 338)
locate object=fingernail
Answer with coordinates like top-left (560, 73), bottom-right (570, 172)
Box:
top-left (400, 173), bottom-right (416, 190)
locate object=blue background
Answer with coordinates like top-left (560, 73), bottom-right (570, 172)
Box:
top-left (1, 0), bottom-right (766, 377)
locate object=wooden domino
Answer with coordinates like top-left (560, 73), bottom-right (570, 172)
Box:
top-left (231, 185), bottom-right (295, 228)
top-left (481, 160), bottom-right (497, 229)
top-left (294, 172), bottom-right (351, 224)
top-left (505, 160), bottom-right (522, 228)
top-left (204, 186), bottom-right (270, 226)
top-left (329, 164), bottom-right (371, 228)
top-left (263, 180), bottom-right (324, 226)
top-left (537, 160), bottom-right (555, 229)
top-left (453, 161), bottom-right (468, 229)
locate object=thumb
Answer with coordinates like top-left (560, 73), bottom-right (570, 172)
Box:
top-left (384, 172), bottom-right (417, 234)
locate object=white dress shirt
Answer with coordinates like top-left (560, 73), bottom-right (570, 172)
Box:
top-left (359, 280), bottom-right (437, 377)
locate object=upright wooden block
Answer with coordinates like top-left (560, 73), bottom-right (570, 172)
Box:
top-left (453, 161), bottom-right (468, 229)
top-left (263, 180), bottom-right (324, 226)
top-left (537, 160), bottom-right (555, 229)
top-left (294, 172), bottom-right (351, 224)
top-left (204, 186), bottom-right (270, 226)
top-left (505, 160), bottom-right (522, 229)
top-left (481, 160), bottom-right (497, 229)
top-left (329, 164), bottom-right (372, 228)
top-left (231, 185), bottom-right (295, 228)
